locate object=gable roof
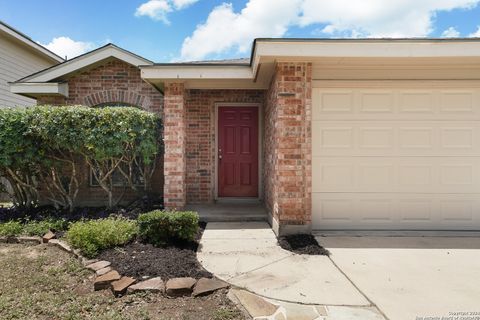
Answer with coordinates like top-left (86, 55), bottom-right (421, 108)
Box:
top-left (16, 43), bottom-right (153, 83)
top-left (0, 20), bottom-right (64, 63)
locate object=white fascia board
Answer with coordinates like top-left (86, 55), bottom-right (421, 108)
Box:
top-left (254, 40), bottom-right (480, 61)
top-left (10, 82), bottom-right (68, 97)
top-left (141, 65), bottom-right (254, 80)
top-left (23, 46), bottom-right (152, 83)
top-left (0, 23), bottom-right (63, 63)
top-left (251, 40), bottom-right (480, 76)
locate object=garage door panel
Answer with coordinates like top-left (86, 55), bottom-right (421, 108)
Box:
top-left (312, 86), bottom-right (480, 230)
top-left (313, 157), bottom-right (480, 193)
top-left (360, 91), bottom-right (395, 113)
top-left (440, 91), bottom-right (476, 114)
top-left (313, 89), bottom-right (480, 121)
top-left (313, 193), bottom-right (480, 230)
top-left (313, 121), bottom-right (480, 157)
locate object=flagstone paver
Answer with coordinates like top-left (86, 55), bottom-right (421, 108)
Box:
top-left (165, 277), bottom-right (197, 296)
top-left (128, 277), bottom-right (165, 294)
top-left (42, 231), bottom-right (56, 243)
top-left (94, 270), bottom-right (121, 290)
top-left (111, 276), bottom-right (136, 295)
top-left (192, 278), bottom-right (229, 296)
top-left (96, 266), bottom-right (112, 276)
top-left (230, 289), bottom-right (278, 318)
top-left (86, 260), bottom-right (111, 271)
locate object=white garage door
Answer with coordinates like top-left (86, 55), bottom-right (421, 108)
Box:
top-left (312, 82), bottom-right (480, 230)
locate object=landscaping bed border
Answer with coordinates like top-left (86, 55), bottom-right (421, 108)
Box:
top-left (0, 233), bottom-right (229, 298)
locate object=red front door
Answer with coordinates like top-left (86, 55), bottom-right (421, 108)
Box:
top-left (218, 106), bottom-right (259, 197)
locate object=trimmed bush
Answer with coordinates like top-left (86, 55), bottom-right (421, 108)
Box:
top-left (138, 210), bottom-right (199, 246)
top-left (0, 108), bottom-right (41, 209)
top-left (22, 218), bottom-right (68, 236)
top-left (0, 105), bottom-right (162, 210)
top-left (66, 217), bottom-right (138, 258)
top-left (0, 220), bottom-right (23, 237)
top-left (0, 218), bottom-right (67, 237)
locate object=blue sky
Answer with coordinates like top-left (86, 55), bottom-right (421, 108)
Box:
top-left (1, 0), bottom-right (480, 62)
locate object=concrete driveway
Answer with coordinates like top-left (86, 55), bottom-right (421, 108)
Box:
top-left (316, 235), bottom-right (480, 320)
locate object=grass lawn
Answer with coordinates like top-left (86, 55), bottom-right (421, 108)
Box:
top-left (0, 243), bottom-right (244, 320)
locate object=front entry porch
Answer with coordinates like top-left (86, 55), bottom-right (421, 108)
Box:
top-left (185, 202), bottom-right (267, 222)
top-left (160, 62), bottom-right (313, 236)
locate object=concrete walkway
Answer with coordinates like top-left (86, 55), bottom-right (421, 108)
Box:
top-left (198, 222), bottom-right (385, 319)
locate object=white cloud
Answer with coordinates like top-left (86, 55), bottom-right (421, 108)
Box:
top-left (135, 0), bottom-right (198, 24)
top-left (299, 0), bottom-right (478, 38)
top-left (179, 0), bottom-right (480, 60)
top-left (180, 0), bottom-right (302, 60)
top-left (469, 26), bottom-right (480, 37)
top-left (442, 26), bottom-right (460, 37)
top-left (135, 0), bottom-right (171, 23)
top-left (40, 36), bottom-right (95, 59)
top-left (172, 0), bottom-right (198, 9)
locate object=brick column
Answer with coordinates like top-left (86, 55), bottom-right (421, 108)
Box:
top-left (163, 82), bottom-right (187, 209)
top-left (265, 62), bottom-right (312, 235)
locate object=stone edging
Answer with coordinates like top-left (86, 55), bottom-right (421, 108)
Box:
top-left (1, 233), bottom-right (229, 298)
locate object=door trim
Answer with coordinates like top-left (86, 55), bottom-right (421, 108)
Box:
top-left (214, 103), bottom-right (263, 200)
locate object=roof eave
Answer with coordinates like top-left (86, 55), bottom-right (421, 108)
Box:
top-left (16, 44), bottom-right (153, 83)
top-left (9, 82), bottom-right (69, 98)
top-left (0, 21), bottom-right (64, 63)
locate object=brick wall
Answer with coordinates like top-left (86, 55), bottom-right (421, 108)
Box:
top-left (264, 76), bottom-right (279, 224)
top-left (264, 62), bottom-right (312, 232)
top-left (37, 59), bottom-right (163, 114)
top-left (185, 89), bottom-right (264, 204)
top-left (36, 58), bottom-right (164, 206)
top-left (163, 82), bottom-right (187, 209)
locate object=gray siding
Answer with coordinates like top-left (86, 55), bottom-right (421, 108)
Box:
top-left (0, 34), bottom-right (56, 107)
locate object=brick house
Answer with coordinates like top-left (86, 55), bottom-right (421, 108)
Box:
top-left (11, 39), bottom-right (480, 235)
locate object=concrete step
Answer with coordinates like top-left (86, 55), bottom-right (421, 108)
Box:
top-left (185, 204), bottom-right (268, 222)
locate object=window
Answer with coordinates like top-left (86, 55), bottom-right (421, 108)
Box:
top-left (90, 163), bottom-right (145, 187)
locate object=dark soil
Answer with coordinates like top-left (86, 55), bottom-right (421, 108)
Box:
top-left (98, 242), bottom-right (212, 280)
top-left (278, 234), bottom-right (330, 255)
top-left (97, 222), bottom-right (212, 280)
top-left (0, 197), bottom-right (163, 223)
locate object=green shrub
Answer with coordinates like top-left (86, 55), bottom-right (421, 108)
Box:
top-left (66, 217), bottom-right (138, 258)
top-left (0, 106), bottom-right (162, 210)
top-left (0, 220), bottom-right (23, 237)
top-left (137, 210), bottom-right (199, 246)
top-left (0, 108), bottom-right (41, 208)
top-left (22, 218), bottom-right (69, 236)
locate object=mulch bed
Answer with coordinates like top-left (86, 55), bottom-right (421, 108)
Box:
top-left (97, 222), bottom-right (212, 280)
top-left (278, 234), bottom-right (330, 255)
top-left (0, 197), bottom-right (163, 223)
top-left (97, 242), bottom-right (212, 280)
